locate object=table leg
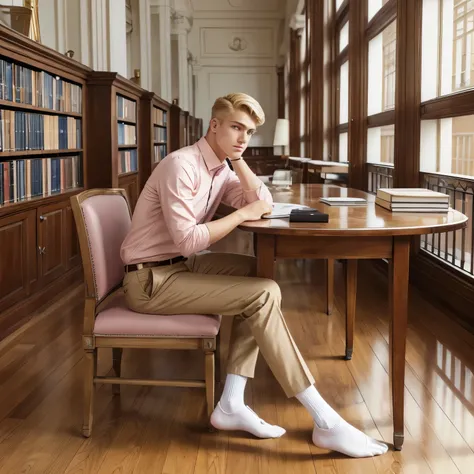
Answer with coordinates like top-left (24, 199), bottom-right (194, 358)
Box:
top-left (345, 260), bottom-right (357, 360)
top-left (325, 259), bottom-right (335, 315)
top-left (256, 234), bottom-right (276, 280)
top-left (390, 236), bottom-right (410, 451)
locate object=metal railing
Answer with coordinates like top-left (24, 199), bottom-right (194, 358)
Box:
top-left (421, 172), bottom-right (474, 277)
top-left (367, 163), bottom-right (394, 194)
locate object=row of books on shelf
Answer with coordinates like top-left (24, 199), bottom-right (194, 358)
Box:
top-left (0, 59), bottom-right (82, 113)
top-left (119, 149), bottom-right (138, 174)
top-left (117, 95), bottom-right (136, 122)
top-left (153, 126), bottom-right (167, 143)
top-left (0, 110), bottom-right (81, 152)
top-left (0, 155), bottom-right (82, 205)
top-left (118, 123), bottom-right (136, 146)
top-left (154, 144), bottom-right (167, 163)
top-left (153, 107), bottom-right (167, 126)
top-left (375, 188), bottom-right (450, 212)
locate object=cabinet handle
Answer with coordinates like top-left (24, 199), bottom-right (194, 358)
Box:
top-left (39, 215), bottom-right (47, 222)
top-left (38, 246), bottom-right (46, 255)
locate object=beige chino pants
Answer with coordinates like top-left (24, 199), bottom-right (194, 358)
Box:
top-left (123, 252), bottom-right (315, 397)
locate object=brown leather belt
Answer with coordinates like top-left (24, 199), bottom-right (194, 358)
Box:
top-left (124, 256), bottom-right (187, 273)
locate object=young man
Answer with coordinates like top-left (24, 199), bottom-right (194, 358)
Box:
top-left (120, 93), bottom-right (388, 458)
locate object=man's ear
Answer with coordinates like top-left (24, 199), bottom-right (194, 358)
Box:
top-left (210, 117), bottom-right (219, 133)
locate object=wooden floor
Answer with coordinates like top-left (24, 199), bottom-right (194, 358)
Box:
top-left (0, 255), bottom-right (474, 473)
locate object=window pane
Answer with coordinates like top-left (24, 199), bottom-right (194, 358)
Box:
top-left (368, 20), bottom-right (397, 115)
top-left (424, 0), bottom-right (474, 97)
top-left (368, 0), bottom-right (391, 22)
top-left (339, 22), bottom-right (349, 52)
top-left (367, 125), bottom-right (395, 163)
top-left (339, 61), bottom-right (349, 124)
top-left (421, 115), bottom-right (474, 176)
top-left (421, 0), bottom-right (440, 100)
top-left (339, 132), bottom-right (348, 162)
top-left (336, 0), bottom-right (345, 11)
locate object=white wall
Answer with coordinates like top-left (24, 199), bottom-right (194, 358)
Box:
top-left (188, 0), bottom-right (284, 145)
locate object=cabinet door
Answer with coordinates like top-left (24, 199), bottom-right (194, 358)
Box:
top-left (65, 205), bottom-right (81, 270)
top-left (37, 201), bottom-right (68, 286)
top-left (0, 210), bottom-right (36, 313)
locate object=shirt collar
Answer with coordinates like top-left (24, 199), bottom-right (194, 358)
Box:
top-left (196, 137), bottom-right (226, 172)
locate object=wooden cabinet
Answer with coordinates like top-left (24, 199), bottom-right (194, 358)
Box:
top-left (0, 211), bottom-right (36, 313)
top-left (0, 197), bottom-right (80, 317)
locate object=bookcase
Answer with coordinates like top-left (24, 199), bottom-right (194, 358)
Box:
top-left (139, 92), bottom-right (170, 188)
top-left (188, 116), bottom-right (203, 145)
top-left (169, 104), bottom-right (188, 152)
top-left (0, 25), bottom-right (90, 337)
top-left (86, 72), bottom-right (144, 210)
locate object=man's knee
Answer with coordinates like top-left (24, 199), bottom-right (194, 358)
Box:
top-left (259, 278), bottom-right (282, 301)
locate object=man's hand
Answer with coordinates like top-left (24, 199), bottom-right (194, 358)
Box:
top-left (237, 200), bottom-right (272, 221)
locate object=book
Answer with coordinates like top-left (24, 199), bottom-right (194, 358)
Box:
top-left (262, 202), bottom-right (311, 219)
top-left (319, 197), bottom-right (366, 206)
top-left (377, 188), bottom-right (449, 203)
top-left (375, 197), bottom-right (449, 213)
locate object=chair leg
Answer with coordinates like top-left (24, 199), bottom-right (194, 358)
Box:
top-left (204, 351), bottom-right (215, 419)
top-left (326, 258), bottom-right (335, 315)
top-left (112, 348), bottom-right (123, 395)
top-left (83, 349), bottom-right (97, 438)
top-left (215, 333), bottom-right (222, 386)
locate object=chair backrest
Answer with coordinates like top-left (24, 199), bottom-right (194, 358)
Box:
top-left (71, 189), bottom-right (132, 303)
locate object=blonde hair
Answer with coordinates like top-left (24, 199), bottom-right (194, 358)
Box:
top-left (211, 93), bottom-right (265, 126)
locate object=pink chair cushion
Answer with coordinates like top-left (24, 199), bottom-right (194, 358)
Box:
top-left (94, 294), bottom-right (221, 337)
top-left (81, 194), bottom-right (131, 301)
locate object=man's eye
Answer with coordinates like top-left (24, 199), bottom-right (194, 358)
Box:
top-left (232, 125), bottom-right (239, 130)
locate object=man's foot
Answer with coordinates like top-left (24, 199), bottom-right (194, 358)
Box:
top-left (210, 402), bottom-right (286, 439)
top-left (312, 419), bottom-right (388, 458)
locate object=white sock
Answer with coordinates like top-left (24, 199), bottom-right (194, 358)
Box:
top-left (211, 374), bottom-right (286, 439)
top-left (296, 385), bottom-right (388, 458)
top-left (219, 374), bottom-right (247, 413)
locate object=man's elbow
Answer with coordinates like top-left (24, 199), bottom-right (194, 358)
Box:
top-left (176, 230), bottom-right (209, 257)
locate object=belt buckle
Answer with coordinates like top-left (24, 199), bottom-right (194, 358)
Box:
top-left (136, 263), bottom-right (144, 270)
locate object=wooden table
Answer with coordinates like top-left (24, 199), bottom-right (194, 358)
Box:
top-left (239, 184), bottom-right (468, 450)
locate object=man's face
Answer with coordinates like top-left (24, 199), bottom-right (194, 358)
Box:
top-left (210, 110), bottom-right (257, 160)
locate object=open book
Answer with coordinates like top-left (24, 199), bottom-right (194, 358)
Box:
top-left (262, 202), bottom-right (311, 219)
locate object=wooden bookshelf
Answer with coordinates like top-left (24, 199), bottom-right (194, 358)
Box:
top-left (0, 24), bottom-right (90, 338)
top-left (86, 72), bottom-right (144, 210)
top-left (170, 104), bottom-right (188, 152)
top-left (139, 92), bottom-right (170, 188)
top-left (187, 116), bottom-right (203, 145)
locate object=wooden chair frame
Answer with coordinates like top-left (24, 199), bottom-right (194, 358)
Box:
top-left (71, 188), bottom-right (219, 437)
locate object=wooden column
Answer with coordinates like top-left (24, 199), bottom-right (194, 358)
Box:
top-left (289, 28), bottom-right (301, 157)
top-left (277, 66), bottom-right (285, 118)
top-left (394, 0), bottom-right (422, 188)
top-left (309, 0), bottom-right (325, 161)
top-left (348, 0), bottom-right (368, 190)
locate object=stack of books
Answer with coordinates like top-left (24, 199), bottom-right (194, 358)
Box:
top-left (375, 188), bottom-right (450, 213)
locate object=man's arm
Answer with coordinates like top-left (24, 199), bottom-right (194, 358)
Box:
top-left (221, 159), bottom-right (273, 209)
top-left (228, 157), bottom-right (263, 193)
top-left (206, 200), bottom-right (272, 244)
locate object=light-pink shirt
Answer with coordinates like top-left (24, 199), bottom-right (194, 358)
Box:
top-left (120, 137), bottom-right (273, 264)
